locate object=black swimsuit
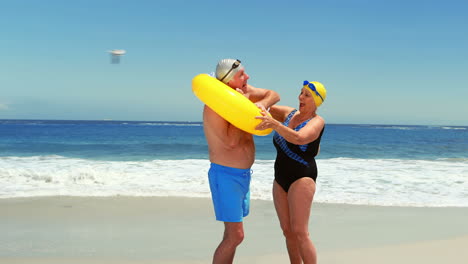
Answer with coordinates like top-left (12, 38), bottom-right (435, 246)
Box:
top-left (273, 110), bottom-right (325, 192)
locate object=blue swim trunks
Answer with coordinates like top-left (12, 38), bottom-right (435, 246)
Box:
top-left (208, 163), bottom-right (252, 222)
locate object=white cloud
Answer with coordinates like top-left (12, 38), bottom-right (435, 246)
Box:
top-left (0, 103), bottom-right (9, 110)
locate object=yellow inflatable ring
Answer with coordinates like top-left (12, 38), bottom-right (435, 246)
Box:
top-left (192, 74), bottom-right (272, 136)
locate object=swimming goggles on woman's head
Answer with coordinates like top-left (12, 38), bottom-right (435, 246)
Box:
top-left (303, 80), bottom-right (324, 102)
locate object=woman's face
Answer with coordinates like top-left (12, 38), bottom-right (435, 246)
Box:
top-left (298, 87), bottom-right (316, 112)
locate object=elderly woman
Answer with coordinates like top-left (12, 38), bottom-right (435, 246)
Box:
top-left (256, 80), bottom-right (326, 264)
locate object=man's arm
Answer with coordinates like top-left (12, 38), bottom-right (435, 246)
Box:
top-left (204, 106), bottom-right (247, 149)
top-left (246, 84), bottom-right (280, 109)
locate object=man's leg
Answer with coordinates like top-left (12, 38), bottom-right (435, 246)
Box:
top-left (213, 222), bottom-right (244, 264)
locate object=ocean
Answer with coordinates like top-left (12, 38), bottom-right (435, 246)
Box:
top-left (0, 119), bottom-right (467, 207)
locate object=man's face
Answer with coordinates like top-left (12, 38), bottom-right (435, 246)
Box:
top-left (227, 69), bottom-right (249, 89)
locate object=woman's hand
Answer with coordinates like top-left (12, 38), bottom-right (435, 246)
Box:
top-left (255, 108), bottom-right (279, 131)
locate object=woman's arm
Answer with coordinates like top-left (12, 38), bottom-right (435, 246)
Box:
top-left (269, 105), bottom-right (295, 123)
top-left (256, 109), bottom-right (325, 145)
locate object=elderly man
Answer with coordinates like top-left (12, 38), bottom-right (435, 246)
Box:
top-left (203, 58), bottom-right (280, 263)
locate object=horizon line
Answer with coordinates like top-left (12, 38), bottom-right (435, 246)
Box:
top-left (0, 118), bottom-right (466, 127)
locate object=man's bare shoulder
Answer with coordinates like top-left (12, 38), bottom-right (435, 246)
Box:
top-left (203, 105), bottom-right (228, 127)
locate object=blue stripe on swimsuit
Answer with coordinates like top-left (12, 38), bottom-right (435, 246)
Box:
top-left (273, 110), bottom-right (311, 167)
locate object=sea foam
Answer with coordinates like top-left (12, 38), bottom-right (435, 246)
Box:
top-left (1, 156), bottom-right (467, 207)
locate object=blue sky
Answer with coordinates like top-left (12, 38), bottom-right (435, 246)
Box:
top-left (1, 0), bottom-right (467, 125)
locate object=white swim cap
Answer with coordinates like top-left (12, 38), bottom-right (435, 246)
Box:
top-left (215, 59), bottom-right (244, 84)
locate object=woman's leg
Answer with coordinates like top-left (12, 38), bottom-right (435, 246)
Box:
top-left (273, 181), bottom-right (302, 264)
top-left (288, 177), bottom-right (317, 264)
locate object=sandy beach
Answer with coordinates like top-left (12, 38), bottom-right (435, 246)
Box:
top-left (1, 196), bottom-right (468, 264)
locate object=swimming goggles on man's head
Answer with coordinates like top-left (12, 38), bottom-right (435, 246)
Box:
top-left (303, 80), bottom-right (324, 102)
top-left (220, 59), bottom-right (241, 82)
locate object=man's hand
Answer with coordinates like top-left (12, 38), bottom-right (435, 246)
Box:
top-left (254, 103), bottom-right (268, 112)
top-left (235, 88), bottom-right (248, 98)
